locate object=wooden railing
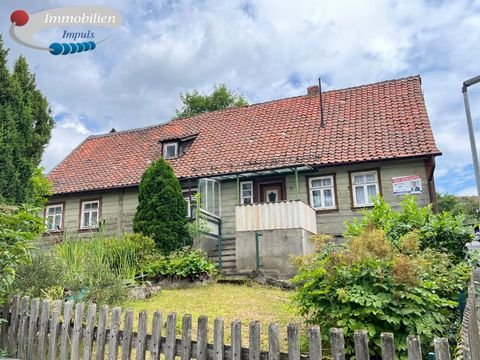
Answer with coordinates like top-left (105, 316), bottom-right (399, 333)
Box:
top-left (0, 295), bottom-right (452, 360)
top-left (235, 200), bottom-right (317, 233)
top-left (458, 269), bottom-right (480, 360)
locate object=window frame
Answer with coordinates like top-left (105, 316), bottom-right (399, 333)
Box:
top-left (163, 142), bottom-right (179, 159)
top-left (79, 199), bottom-right (101, 230)
top-left (240, 181), bottom-right (253, 205)
top-left (307, 175), bottom-right (337, 210)
top-left (198, 179), bottom-right (221, 218)
top-left (349, 169), bottom-right (381, 208)
top-left (44, 202), bottom-right (65, 232)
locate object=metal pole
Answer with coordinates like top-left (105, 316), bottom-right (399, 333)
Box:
top-left (295, 168), bottom-right (300, 200)
top-left (236, 175), bottom-right (240, 205)
top-left (463, 82), bottom-right (480, 210)
top-left (218, 219), bottom-right (222, 271)
top-left (255, 232), bottom-right (263, 270)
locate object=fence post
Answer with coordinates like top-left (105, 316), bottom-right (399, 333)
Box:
top-left (0, 302), bottom-right (9, 349)
top-left (434, 338), bottom-right (450, 360)
top-left (214, 318), bottom-right (224, 360)
top-left (268, 323), bottom-right (280, 360)
top-left (198, 316), bottom-right (208, 360)
top-left (407, 335), bottom-right (422, 360)
top-left (330, 328), bottom-right (345, 360)
top-left (71, 302), bottom-right (84, 360)
top-left (108, 307), bottom-right (121, 360)
top-left (37, 299), bottom-right (50, 360)
top-left (231, 320), bottom-right (242, 360)
top-left (96, 305), bottom-right (109, 360)
top-left (83, 303), bottom-right (97, 360)
top-left (249, 321), bottom-right (261, 360)
top-left (150, 310), bottom-right (163, 360)
top-left (60, 301), bottom-right (73, 360)
top-left (165, 313), bottom-right (177, 360)
top-left (8, 295), bottom-right (20, 352)
top-left (48, 307), bottom-right (60, 360)
top-left (136, 310), bottom-right (148, 360)
top-left (354, 330), bottom-right (370, 360)
top-left (17, 296), bottom-right (30, 359)
top-left (288, 324), bottom-right (300, 360)
top-left (381, 333), bottom-right (395, 360)
top-left (180, 314), bottom-right (192, 360)
top-left (308, 326), bottom-right (322, 360)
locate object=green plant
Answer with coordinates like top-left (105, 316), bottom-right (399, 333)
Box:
top-left (143, 247), bottom-right (216, 281)
top-left (12, 251), bottom-right (66, 299)
top-left (345, 195), bottom-right (471, 262)
top-left (292, 227), bottom-right (470, 358)
top-left (133, 158), bottom-right (191, 253)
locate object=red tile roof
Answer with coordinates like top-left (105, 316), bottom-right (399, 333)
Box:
top-left (48, 76), bottom-right (441, 195)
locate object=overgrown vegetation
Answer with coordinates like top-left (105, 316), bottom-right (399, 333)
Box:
top-left (345, 195), bottom-right (471, 262)
top-left (293, 196), bottom-right (472, 358)
top-left (437, 193), bottom-right (479, 225)
top-left (143, 247), bottom-right (216, 281)
top-left (133, 158), bottom-right (191, 253)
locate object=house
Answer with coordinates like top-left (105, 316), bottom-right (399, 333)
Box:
top-left (45, 75), bottom-right (441, 276)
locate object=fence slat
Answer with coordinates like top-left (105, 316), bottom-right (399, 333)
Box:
top-left (308, 326), bottom-right (321, 360)
top-left (27, 298), bottom-right (40, 359)
top-left (434, 338), bottom-right (450, 360)
top-left (330, 328), bottom-right (345, 360)
top-left (381, 333), bottom-right (395, 360)
top-left (198, 316), bottom-right (208, 360)
top-left (121, 309), bottom-right (134, 360)
top-left (48, 308), bottom-right (60, 360)
top-left (231, 320), bottom-right (242, 360)
top-left (96, 305), bottom-right (109, 360)
top-left (287, 324), bottom-right (300, 360)
top-left (8, 295), bottom-right (20, 351)
top-left (37, 299), bottom-right (51, 360)
top-left (83, 303), bottom-right (97, 360)
top-left (165, 313), bottom-right (177, 360)
top-left (214, 318), bottom-right (224, 360)
top-left (17, 296), bottom-right (30, 359)
top-left (0, 301), bottom-right (9, 349)
top-left (60, 301), bottom-right (74, 360)
top-left (249, 321), bottom-right (261, 360)
top-left (407, 335), bottom-right (422, 360)
top-left (150, 310), bottom-right (162, 360)
top-left (354, 330), bottom-right (369, 360)
top-left (71, 303), bottom-right (84, 360)
top-left (268, 323), bottom-right (280, 360)
top-left (136, 310), bottom-right (148, 360)
top-left (108, 307), bottom-right (121, 360)
top-left (181, 314), bottom-right (192, 360)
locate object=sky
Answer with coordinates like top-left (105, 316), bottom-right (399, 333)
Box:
top-left (1, 0), bottom-right (480, 196)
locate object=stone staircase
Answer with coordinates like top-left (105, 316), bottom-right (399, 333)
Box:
top-left (210, 236), bottom-right (237, 274)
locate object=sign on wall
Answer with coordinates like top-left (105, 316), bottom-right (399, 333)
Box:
top-left (392, 175), bottom-right (422, 195)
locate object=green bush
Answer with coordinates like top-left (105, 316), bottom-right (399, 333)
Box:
top-left (12, 252), bottom-right (66, 299)
top-left (345, 195), bottom-right (471, 262)
top-left (133, 158), bottom-right (191, 253)
top-left (143, 247), bottom-right (216, 281)
top-left (293, 227), bottom-right (470, 358)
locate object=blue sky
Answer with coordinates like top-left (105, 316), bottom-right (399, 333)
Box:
top-left (2, 0), bottom-right (480, 195)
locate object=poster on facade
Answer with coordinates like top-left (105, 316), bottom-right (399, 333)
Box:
top-left (392, 175), bottom-right (422, 195)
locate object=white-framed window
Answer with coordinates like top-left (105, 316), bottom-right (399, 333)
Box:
top-left (198, 178), bottom-right (220, 217)
top-left (80, 200), bottom-right (100, 229)
top-left (184, 196), bottom-right (192, 218)
top-left (240, 181), bottom-right (253, 204)
top-left (45, 204), bottom-right (63, 231)
top-left (163, 142), bottom-right (178, 159)
top-left (309, 176), bottom-right (336, 210)
top-left (351, 171), bottom-right (379, 207)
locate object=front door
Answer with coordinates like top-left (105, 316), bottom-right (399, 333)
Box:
top-left (260, 183), bottom-right (283, 203)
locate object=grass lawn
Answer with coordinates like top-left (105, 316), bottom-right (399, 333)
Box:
top-left (124, 282), bottom-right (304, 352)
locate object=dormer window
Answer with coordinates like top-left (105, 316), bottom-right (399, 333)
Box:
top-left (163, 142), bottom-right (178, 159)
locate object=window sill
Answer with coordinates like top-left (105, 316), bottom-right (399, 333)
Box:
top-left (351, 205), bottom-right (374, 211)
top-left (314, 208), bottom-right (339, 214)
top-left (43, 230), bottom-right (64, 236)
top-left (78, 227), bottom-right (100, 233)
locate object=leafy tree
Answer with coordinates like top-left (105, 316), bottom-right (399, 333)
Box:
top-left (0, 37), bottom-right (54, 205)
top-left (133, 159), bottom-right (191, 253)
top-left (173, 84), bottom-right (248, 119)
top-left (345, 195), bottom-right (471, 262)
top-left (437, 192), bottom-right (480, 224)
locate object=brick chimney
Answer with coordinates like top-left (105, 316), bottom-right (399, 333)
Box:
top-left (307, 85), bottom-right (319, 96)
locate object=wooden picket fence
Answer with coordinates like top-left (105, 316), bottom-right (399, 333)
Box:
top-left (0, 295), bottom-right (452, 360)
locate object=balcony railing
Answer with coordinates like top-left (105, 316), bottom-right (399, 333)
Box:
top-left (235, 200), bottom-right (317, 233)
